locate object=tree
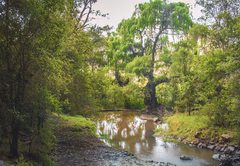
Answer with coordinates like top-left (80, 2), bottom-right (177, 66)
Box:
top-left (195, 0), bottom-right (240, 127)
top-left (106, 32), bottom-right (137, 87)
top-left (61, 19), bottom-right (111, 115)
top-left (110, 0), bottom-right (193, 112)
top-left (0, 0), bottom-right (107, 158)
top-left (169, 38), bottom-right (198, 115)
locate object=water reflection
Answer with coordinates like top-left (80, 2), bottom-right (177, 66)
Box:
top-left (95, 111), bottom-right (219, 166)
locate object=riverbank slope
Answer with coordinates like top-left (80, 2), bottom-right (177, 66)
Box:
top-left (155, 113), bottom-right (240, 165)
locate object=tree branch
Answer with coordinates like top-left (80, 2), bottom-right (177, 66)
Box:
top-left (155, 76), bottom-right (180, 85)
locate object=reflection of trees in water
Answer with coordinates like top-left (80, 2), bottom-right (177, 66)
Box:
top-left (96, 111), bottom-right (156, 155)
top-left (96, 112), bottom-right (218, 166)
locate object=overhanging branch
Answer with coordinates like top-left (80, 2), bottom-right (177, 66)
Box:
top-left (155, 76), bottom-right (180, 85)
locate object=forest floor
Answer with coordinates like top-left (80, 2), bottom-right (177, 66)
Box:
top-left (50, 114), bottom-right (176, 166)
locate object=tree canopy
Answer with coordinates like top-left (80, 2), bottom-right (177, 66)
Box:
top-left (107, 0), bottom-right (193, 112)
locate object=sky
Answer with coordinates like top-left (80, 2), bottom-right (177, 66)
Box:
top-left (92, 0), bottom-right (203, 29)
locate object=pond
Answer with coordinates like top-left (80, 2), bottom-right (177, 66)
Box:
top-left (95, 111), bottom-right (220, 166)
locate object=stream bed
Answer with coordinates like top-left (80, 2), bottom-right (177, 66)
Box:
top-left (95, 111), bottom-right (220, 166)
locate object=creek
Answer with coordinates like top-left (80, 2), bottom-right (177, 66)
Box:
top-left (95, 111), bottom-right (220, 166)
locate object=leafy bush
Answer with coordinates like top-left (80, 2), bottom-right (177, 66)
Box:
top-left (16, 155), bottom-right (31, 166)
top-left (103, 83), bottom-right (145, 110)
top-left (29, 125), bottom-right (57, 166)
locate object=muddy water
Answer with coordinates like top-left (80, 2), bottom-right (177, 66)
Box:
top-left (95, 111), bottom-right (220, 166)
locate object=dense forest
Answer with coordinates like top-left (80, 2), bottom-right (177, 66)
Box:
top-left (0, 0), bottom-right (239, 164)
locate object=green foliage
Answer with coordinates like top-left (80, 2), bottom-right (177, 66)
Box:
top-left (0, 0), bottom-right (239, 160)
top-left (0, 0), bottom-right (109, 159)
top-left (156, 82), bottom-right (174, 107)
top-left (125, 56), bottom-right (151, 77)
top-left (61, 25), bottom-right (110, 116)
top-left (162, 0), bottom-right (240, 143)
top-left (165, 113), bottom-right (209, 137)
top-left (159, 112), bottom-right (239, 144)
top-left (106, 0), bottom-right (193, 112)
top-left (103, 83), bottom-right (145, 110)
top-left (31, 127), bottom-right (57, 166)
top-left (16, 155), bottom-right (32, 166)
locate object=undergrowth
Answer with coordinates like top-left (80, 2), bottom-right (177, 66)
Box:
top-left (8, 113), bottom-right (96, 166)
top-left (16, 155), bottom-right (32, 166)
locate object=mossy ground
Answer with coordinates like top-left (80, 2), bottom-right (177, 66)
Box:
top-left (52, 113), bottom-right (97, 137)
top-left (57, 113), bottom-right (94, 127)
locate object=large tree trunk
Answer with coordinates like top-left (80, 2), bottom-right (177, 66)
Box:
top-left (144, 71), bottom-right (158, 113)
top-left (144, 26), bottom-right (164, 113)
top-left (10, 123), bottom-right (19, 158)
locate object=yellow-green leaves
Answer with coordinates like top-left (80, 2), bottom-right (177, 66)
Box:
top-left (125, 55), bottom-right (151, 78)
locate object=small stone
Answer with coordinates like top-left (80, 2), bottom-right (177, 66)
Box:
top-left (209, 142), bottom-right (215, 145)
top-left (224, 148), bottom-right (231, 154)
top-left (207, 145), bottom-right (215, 150)
top-left (215, 146), bottom-right (221, 151)
top-left (219, 144), bottom-right (224, 148)
top-left (180, 156), bottom-right (191, 160)
top-left (212, 154), bottom-right (220, 160)
top-left (219, 154), bottom-right (226, 160)
top-left (221, 134), bottom-right (231, 141)
top-left (202, 144), bottom-right (207, 148)
top-left (228, 146), bottom-right (235, 152)
top-left (220, 147), bottom-right (225, 152)
top-left (197, 143), bottom-right (202, 148)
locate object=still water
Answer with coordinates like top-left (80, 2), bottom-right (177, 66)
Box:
top-left (95, 111), bottom-right (220, 166)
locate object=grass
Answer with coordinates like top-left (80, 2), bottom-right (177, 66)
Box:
top-left (155, 112), bottom-right (239, 144)
top-left (59, 114), bottom-right (95, 127)
top-left (165, 112), bottom-right (209, 141)
top-left (52, 113), bottom-right (96, 136)
top-left (98, 134), bottom-right (111, 141)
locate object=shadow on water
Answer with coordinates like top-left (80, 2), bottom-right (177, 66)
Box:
top-left (95, 111), bottom-right (220, 166)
